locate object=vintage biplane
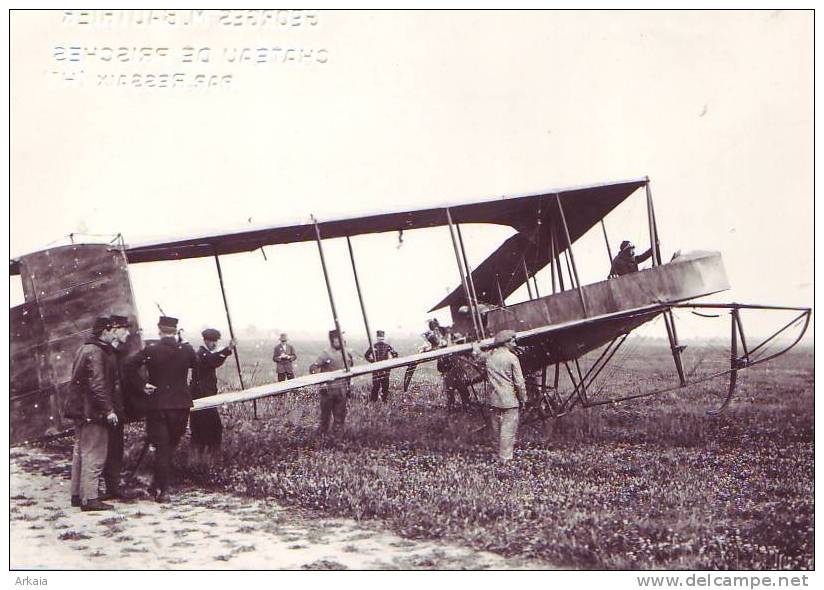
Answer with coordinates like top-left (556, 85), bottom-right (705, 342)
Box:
top-left (10, 177), bottom-right (811, 445)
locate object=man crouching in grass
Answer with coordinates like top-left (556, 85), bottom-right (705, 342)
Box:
top-left (474, 330), bottom-right (527, 463)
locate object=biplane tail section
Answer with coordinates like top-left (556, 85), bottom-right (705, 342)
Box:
top-left (10, 244), bottom-right (141, 444)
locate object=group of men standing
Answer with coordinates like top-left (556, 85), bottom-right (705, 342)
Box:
top-left (67, 314), bottom-right (235, 511)
top-left (66, 313), bottom-right (527, 514)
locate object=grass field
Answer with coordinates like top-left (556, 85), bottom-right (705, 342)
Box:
top-left (129, 339), bottom-right (812, 570)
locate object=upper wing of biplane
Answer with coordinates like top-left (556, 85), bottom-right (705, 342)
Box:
top-left (193, 301), bottom-right (665, 411)
top-left (9, 177), bottom-right (646, 275)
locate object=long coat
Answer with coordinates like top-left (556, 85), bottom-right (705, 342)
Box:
top-left (124, 337), bottom-right (197, 410)
top-left (64, 338), bottom-right (117, 422)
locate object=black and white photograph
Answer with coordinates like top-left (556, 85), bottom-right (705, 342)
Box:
top-left (7, 7), bottom-right (815, 582)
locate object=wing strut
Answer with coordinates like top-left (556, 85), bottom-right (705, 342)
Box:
top-left (445, 208), bottom-right (481, 340)
top-left (521, 257), bottom-right (535, 300)
top-left (346, 236), bottom-right (374, 357)
top-left (556, 193), bottom-right (588, 316)
top-left (312, 216), bottom-right (350, 372)
top-left (600, 220), bottom-right (613, 265)
top-left (646, 178), bottom-right (687, 385)
top-left (456, 222), bottom-right (486, 339)
top-left (213, 250), bottom-right (254, 418)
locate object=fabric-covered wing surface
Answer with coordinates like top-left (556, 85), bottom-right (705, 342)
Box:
top-left (9, 177), bottom-right (645, 275)
top-left (430, 179), bottom-right (646, 310)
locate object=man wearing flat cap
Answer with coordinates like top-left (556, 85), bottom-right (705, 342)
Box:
top-left (273, 333), bottom-right (297, 381)
top-left (474, 329), bottom-right (527, 463)
top-left (189, 328), bottom-right (235, 462)
top-left (101, 314), bottom-right (132, 500)
top-left (309, 329), bottom-right (355, 435)
top-left (365, 330), bottom-right (399, 403)
top-left (65, 317), bottom-right (120, 511)
top-left (608, 240), bottom-right (652, 278)
top-left (124, 316), bottom-right (196, 503)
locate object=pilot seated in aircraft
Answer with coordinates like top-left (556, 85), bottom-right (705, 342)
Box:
top-left (309, 329), bottom-right (355, 436)
top-left (189, 328), bottom-right (235, 464)
top-left (608, 240), bottom-right (653, 278)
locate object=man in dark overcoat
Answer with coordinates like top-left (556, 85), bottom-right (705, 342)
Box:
top-left (124, 315), bottom-right (196, 503)
top-left (189, 328), bottom-right (234, 462)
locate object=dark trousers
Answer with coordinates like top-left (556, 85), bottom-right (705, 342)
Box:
top-left (146, 409), bottom-right (190, 492)
top-left (444, 371), bottom-right (470, 408)
top-left (319, 388), bottom-right (347, 434)
top-left (104, 421), bottom-right (124, 493)
top-left (370, 372), bottom-right (391, 402)
top-left (189, 408), bottom-right (223, 450)
top-left (277, 372), bottom-right (295, 382)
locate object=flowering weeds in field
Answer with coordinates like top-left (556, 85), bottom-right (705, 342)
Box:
top-left (162, 345), bottom-right (814, 569)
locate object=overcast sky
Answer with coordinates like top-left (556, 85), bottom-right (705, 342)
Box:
top-left (9, 10), bottom-right (813, 343)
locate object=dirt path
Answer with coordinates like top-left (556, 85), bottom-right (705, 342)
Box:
top-left (10, 447), bottom-right (539, 570)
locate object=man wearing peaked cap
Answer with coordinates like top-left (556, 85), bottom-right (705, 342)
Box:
top-left (473, 329), bottom-right (526, 464)
top-left (124, 315), bottom-right (197, 503)
top-left (272, 332), bottom-right (297, 382)
top-left (365, 329), bottom-right (399, 403)
top-left (201, 328), bottom-right (220, 341)
top-left (189, 327), bottom-right (235, 463)
top-left (158, 315), bottom-right (178, 329)
top-left (101, 314), bottom-right (133, 501)
top-left (108, 314), bottom-right (129, 328)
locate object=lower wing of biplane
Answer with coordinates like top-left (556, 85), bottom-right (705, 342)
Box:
top-left (192, 248), bottom-right (810, 416)
top-left (194, 301), bottom-right (810, 420)
top-left (9, 176), bottom-right (811, 444)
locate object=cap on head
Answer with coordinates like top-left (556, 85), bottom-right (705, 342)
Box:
top-left (493, 329), bottom-right (517, 346)
top-left (280, 333), bottom-right (288, 342)
top-left (620, 240), bottom-right (634, 251)
top-left (92, 316), bottom-right (112, 334)
top-left (328, 329), bottom-right (341, 341)
top-left (202, 328), bottom-right (221, 341)
top-left (108, 314), bottom-right (130, 329)
top-left (376, 330), bottom-right (385, 338)
top-left (158, 316), bottom-right (178, 329)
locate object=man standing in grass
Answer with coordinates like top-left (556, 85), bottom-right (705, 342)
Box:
top-left (475, 329), bottom-right (527, 463)
top-left (66, 316), bottom-right (120, 512)
top-left (365, 329), bottom-right (399, 403)
top-left (189, 328), bottom-right (235, 463)
top-left (310, 329), bottom-right (354, 436)
top-left (273, 332), bottom-right (298, 381)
